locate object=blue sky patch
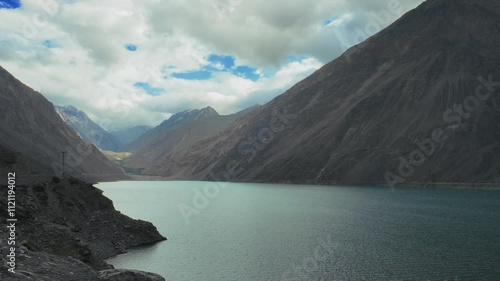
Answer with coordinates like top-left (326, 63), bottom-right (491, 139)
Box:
top-left (43, 40), bottom-right (58, 49)
top-left (170, 53), bottom-right (262, 81)
top-left (134, 82), bottom-right (165, 96)
top-left (172, 70), bottom-right (212, 80)
top-left (125, 44), bottom-right (138, 51)
top-left (208, 54), bottom-right (235, 69)
top-left (0, 0), bottom-right (21, 9)
top-left (234, 66), bottom-right (260, 82)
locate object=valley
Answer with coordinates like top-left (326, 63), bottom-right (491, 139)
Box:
top-left (1, 0), bottom-right (499, 280)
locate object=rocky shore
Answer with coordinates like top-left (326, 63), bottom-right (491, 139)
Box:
top-left (0, 177), bottom-right (167, 280)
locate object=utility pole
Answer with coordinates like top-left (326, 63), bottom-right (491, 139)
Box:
top-left (60, 151), bottom-right (67, 176)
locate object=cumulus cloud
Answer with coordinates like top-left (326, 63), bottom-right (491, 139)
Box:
top-left (0, 0), bottom-right (424, 129)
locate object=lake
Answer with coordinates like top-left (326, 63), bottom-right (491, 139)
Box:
top-left (97, 181), bottom-right (500, 281)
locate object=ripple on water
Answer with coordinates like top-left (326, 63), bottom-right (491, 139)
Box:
top-left (98, 182), bottom-right (500, 281)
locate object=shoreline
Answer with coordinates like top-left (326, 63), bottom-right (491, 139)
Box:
top-left (99, 174), bottom-right (500, 190)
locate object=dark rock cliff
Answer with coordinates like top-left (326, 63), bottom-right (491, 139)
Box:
top-left (0, 177), bottom-right (166, 280)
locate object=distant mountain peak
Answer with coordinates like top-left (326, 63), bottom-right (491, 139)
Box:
top-left (55, 105), bottom-right (120, 151)
top-left (162, 106), bottom-right (219, 126)
top-left (58, 105), bottom-right (79, 110)
top-left (178, 106), bottom-right (219, 115)
top-left (126, 106), bottom-right (239, 152)
top-left (200, 106), bottom-right (219, 116)
top-left (203, 105), bottom-right (217, 112)
top-left (55, 105), bottom-right (85, 116)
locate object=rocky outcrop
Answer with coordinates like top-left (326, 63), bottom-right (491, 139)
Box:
top-left (0, 177), bottom-right (166, 280)
top-left (0, 249), bottom-right (99, 281)
top-left (98, 269), bottom-right (166, 281)
top-left (0, 249), bottom-right (167, 281)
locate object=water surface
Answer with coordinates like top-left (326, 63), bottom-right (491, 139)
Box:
top-left (97, 181), bottom-right (500, 281)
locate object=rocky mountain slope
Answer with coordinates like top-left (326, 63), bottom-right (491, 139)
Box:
top-left (0, 66), bottom-right (127, 182)
top-left (0, 177), bottom-right (166, 280)
top-left (126, 106), bottom-right (220, 152)
top-left (55, 105), bottom-right (120, 152)
top-left (124, 106), bottom-right (258, 173)
top-left (55, 106), bottom-right (151, 152)
top-left (153, 0), bottom-right (500, 186)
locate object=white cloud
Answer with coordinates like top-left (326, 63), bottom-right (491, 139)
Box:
top-left (0, 0), bottom-right (425, 129)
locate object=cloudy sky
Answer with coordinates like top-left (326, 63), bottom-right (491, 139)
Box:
top-left (0, 0), bottom-right (424, 129)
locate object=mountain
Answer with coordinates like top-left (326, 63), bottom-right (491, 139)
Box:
top-left (125, 106), bottom-right (220, 152)
top-left (55, 106), bottom-right (151, 152)
top-left (0, 66), bottom-right (127, 182)
top-left (123, 106), bottom-right (258, 173)
top-left (151, 0), bottom-right (500, 186)
top-left (109, 125), bottom-right (151, 151)
top-left (55, 105), bottom-right (120, 151)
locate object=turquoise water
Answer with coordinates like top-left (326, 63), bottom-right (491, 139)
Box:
top-left (97, 181), bottom-right (500, 281)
